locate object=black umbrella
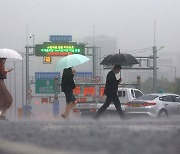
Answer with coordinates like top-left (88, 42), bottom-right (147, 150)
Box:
top-left (100, 53), bottom-right (139, 67)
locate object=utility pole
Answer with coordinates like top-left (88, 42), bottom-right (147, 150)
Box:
top-left (92, 25), bottom-right (97, 79)
top-left (153, 46), bottom-right (157, 93)
top-left (153, 21), bottom-right (157, 93)
top-left (92, 46), bottom-right (97, 78)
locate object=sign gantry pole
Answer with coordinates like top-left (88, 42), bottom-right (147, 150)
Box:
top-left (25, 45), bottom-right (34, 118)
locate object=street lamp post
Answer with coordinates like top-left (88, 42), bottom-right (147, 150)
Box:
top-left (30, 35), bottom-right (35, 53)
top-left (25, 46), bottom-right (30, 110)
top-left (25, 46), bottom-right (33, 118)
top-left (26, 34), bottom-right (35, 105)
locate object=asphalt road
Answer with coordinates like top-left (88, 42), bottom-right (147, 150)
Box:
top-left (0, 117), bottom-right (180, 154)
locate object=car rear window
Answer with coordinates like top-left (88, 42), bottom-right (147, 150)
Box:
top-left (135, 95), bottom-right (158, 100)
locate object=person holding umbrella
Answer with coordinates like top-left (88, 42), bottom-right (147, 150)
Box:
top-left (61, 67), bottom-right (77, 120)
top-left (55, 54), bottom-right (90, 120)
top-left (0, 58), bottom-right (13, 120)
top-left (93, 64), bottom-right (125, 120)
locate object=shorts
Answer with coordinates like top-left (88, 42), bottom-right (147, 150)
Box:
top-left (64, 88), bottom-right (76, 103)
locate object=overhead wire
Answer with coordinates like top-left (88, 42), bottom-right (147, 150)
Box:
top-left (125, 47), bottom-right (153, 54)
top-left (125, 46), bottom-right (164, 55)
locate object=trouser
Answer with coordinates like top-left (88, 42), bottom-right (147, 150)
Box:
top-left (0, 80), bottom-right (13, 112)
top-left (94, 94), bottom-right (124, 119)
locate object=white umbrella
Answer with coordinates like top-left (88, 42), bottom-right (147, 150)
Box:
top-left (56, 54), bottom-right (90, 70)
top-left (0, 48), bottom-right (22, 60)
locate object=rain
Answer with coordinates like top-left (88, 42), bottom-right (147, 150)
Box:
top-left (0, 0), bottom-right (180, 154)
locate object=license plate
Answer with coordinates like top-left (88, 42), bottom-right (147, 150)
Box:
top-left (77, 104), bottom-right (91, 109)
top-left (132, 104), bottom-right (141, 107)
top-left (81, 109), bottom-right (90, 111)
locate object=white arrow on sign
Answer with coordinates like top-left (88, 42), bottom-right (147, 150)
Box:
top-left (46, 80), bottom-right (50, 85)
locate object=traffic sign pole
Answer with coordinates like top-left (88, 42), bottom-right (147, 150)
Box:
top-left (53, 77), bottom-right (60, 117)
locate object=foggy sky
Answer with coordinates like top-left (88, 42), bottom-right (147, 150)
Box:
top-left (0, 0), bottom-right (180, 56)
top-left (1, 0), bottom-right (180, 117)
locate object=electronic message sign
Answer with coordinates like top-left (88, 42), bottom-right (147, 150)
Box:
top-left (35, 42), bottom-right (85, 56)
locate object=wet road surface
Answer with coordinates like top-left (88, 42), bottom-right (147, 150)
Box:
top-left (0, 117), bottom-right (180, 154)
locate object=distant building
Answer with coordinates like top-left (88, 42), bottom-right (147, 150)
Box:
top-left (83, 35), bottom-right (118, 57)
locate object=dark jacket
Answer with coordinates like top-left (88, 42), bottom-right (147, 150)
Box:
top-left (61, 67), bottom-right (76, 92)
top-left (104, 70), bottom-right (119, 97)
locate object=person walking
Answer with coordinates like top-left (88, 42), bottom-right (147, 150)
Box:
top-left (0, 58), bottom-right (13, 120)
top-left (93, 64), bottom-right (125, 120)
top-left (61, 67), bottom-right (77, 120)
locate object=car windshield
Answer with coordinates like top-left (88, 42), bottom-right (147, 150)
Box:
top-left (135, 95), bottom-right (158, 100)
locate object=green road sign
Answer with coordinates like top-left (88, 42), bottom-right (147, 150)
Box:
top-left (35, 72), bottom-right (61, 94)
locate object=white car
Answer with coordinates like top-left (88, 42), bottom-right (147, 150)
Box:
top-left (97, 87), bottom-right (143, 111)
top-left (125, 93), bottom-right (180, 118)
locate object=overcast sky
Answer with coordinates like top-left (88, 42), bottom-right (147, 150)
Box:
top-left (0, 0), bottom-right (180, 56)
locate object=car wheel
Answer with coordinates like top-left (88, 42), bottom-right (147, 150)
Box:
top-left (158, 110), bottom-right (168, 119)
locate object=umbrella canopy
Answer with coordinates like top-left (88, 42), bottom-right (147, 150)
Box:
top-left (100, 53), bottom-right (139, 67)
top-left (56, 54), bottom-right (90, 70)
top-left (0, 48), bottom-right (22, 60)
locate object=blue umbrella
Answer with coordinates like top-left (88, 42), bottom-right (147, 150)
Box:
top-left (55, 54), bottom-right (90, 70)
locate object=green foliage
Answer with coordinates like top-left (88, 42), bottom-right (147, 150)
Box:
top-left (157, 78), bottom-right (176, 93)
